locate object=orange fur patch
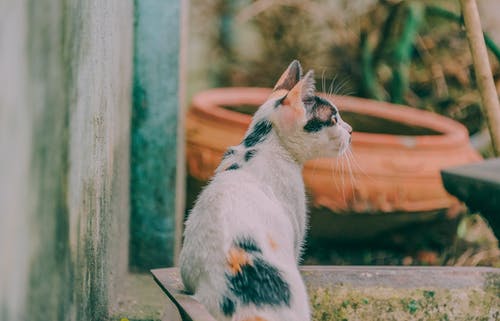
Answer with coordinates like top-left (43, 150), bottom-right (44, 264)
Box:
top-left (268, 235), bottom-right (278, 251)
top-left (240, 317), bottom-right (268, 321)
top-left (316, 105), bottom-right (332, 121)
top-left (283, 80), bottom-right (306, 118)
top-left (283, 89), bottom-right (300, 108)
top-left (227, 247), bottom-right (252, 274)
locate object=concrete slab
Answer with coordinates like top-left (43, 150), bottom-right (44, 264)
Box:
top-left (152, 266), bottom-right (500, 321)
top-left (110, 273), bottom-right (180, 321)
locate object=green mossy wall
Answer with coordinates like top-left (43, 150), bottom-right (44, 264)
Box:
top-left (130, 0), bottom-right (181, 270)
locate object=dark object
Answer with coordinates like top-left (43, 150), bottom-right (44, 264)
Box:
top-left (441, 158), bottom-right (500, 239)
top-left (226, 163), bottom-right (240, 171)
top-left (220, 296), bottom-right (235, 317)
top-left (244, 149), bottom-right (257, 162)
top-left (243, 119), bottom-right (273, 148)
top-left (234, 236), bottom-right (262, 253)
top-left (226, 256), bottom-right (291, 307)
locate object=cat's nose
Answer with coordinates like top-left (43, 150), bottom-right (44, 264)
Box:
top-left (341, 121), bottom-right (352, 134)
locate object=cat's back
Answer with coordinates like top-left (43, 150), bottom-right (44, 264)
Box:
top-left (186, 169), bottom-right (284, 234)
top-left (180, 169), bottom-right (289, 291)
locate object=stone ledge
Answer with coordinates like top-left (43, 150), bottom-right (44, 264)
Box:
top-left (152, 266), bottom-right (500, 321)
top-left (110, 273), bottom-right (180, 321)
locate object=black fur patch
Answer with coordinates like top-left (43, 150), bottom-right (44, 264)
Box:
top-left (235, 236), bottom-right (262, 253)
top-left (314, 96), bottom-right (335, 109)
top-left (243, 120), bottom-right (272, 148)
top-left (244, 149), bottom-right (257, 162)
top-left (304, 118), bottom-right (327, 133)
top-left (274, 98), bottom-right (285, 109)
top-left (220, 296), bottom-right (236, 316)
top-left (303, 96), bottom-right (337, 133)
top-left (223, 148), bottom-right (235, 159)
top-left (227, 257), bottom-right (291, 307)
top-left (226, 163), bottom-right (240, 171)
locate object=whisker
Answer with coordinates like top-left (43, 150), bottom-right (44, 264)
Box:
top-left (338, 77), bottom-right (350, 93)
top-left (349, 154), bottom-right (359, 206)
top-left (333, 77), bottom-right (352, 96)
top-left (347, 149), bottom-right (362, 181)
top-left (340, 153), bottom-right (346, 204)
top-left (345, 151), bottom-right (357, 202)
top-left (338, 90), bottom-right (355, 97)
top-left (321, 69), bottom-right (326, 94)
top-left (328, 74), bottom-right (338, 96)
top-left (347, 150), bottom-right (357, 179)
top-left (335, 156), bottom-right (341, 200)
top-left (331, 156), bottom-right (340, 192)
top-left (346, 148), bottom-right (375, 183)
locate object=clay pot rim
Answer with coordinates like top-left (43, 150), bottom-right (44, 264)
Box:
top-left (190, 87), bottom-right (470, 149)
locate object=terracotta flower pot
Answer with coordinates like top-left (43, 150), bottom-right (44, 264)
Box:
top-left (186, 87), bottom-right (481, 240)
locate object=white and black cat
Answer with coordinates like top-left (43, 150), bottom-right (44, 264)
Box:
top-left (179, 60), bottom-right (352, 321)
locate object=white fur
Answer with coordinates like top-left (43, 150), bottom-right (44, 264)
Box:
top-left (179, 66), bottom-right (351, 321)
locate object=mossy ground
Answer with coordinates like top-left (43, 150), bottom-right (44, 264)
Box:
top-left (309, 286), bottom-right (499, 321)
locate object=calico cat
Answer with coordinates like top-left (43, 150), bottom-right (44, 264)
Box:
top-left (179, 60), bottom-right (352, 321)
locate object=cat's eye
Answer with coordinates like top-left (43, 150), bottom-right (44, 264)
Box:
top-left (331, 115), bottom-right (338, 125)
top-left (303, 98), bottom-right (315, 109)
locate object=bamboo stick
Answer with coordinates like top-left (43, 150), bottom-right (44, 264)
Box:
top-left (174, 0), bottom-right (189, 265)
top-left (460, 0), bottom-right (500, 156)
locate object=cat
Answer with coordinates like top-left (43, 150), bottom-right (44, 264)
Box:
top-left (179, 60), bottom-right (352, 321)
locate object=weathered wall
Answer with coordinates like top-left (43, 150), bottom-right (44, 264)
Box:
top-left (130, 0), bottom-right (181, 270)
top-left (0, 1), bottom-right (133, 320)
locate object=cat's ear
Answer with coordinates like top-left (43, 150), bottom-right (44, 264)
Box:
top-left (282, 70), bottom-right (315, 109)
top-left (271, 70), bottom-right (315, 128)
top-left (273, 60), bottom-right (302, 91)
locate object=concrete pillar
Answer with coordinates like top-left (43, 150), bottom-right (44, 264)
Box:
top-left (0, 1), bottom-right (133, 320)
top-left (130, 0), bottom-right (182, 270)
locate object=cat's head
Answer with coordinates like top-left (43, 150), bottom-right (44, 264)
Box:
top-left (256, 60), bottom-right (352, 162)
